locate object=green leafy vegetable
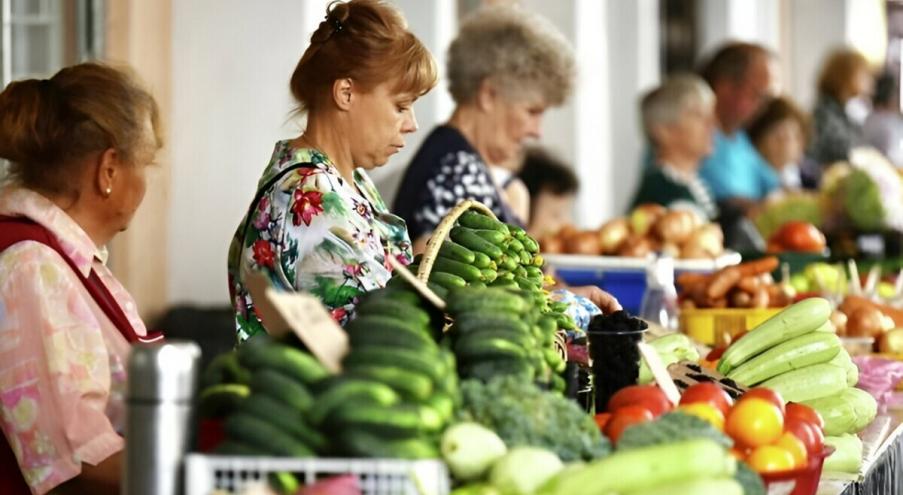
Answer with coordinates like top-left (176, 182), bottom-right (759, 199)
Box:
top-left (616, 412), bottom-right (732, 451)
top-left (458, 375), bottom-right (610, 462)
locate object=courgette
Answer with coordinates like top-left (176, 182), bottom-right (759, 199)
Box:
top-left (717, 298), bottom-right (831, 375)
top-left (727, 332), bottom-right (841, 386)
top-left (760, 362), bottom-right (847, 402)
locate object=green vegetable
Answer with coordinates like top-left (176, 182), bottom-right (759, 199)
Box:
top-left (430, 271), bottom-right (468, 290)
top-left (733, 461), bottom-right (766, 495)
top-left (237, 336), bottom-right (329, 385)
top-left (824, 434), bottom-right (863, 473)
top-left (726, 332), bottom-right (841, 386)
top-left (237, 393), bottom-right (326, 451)
top-left (459, 210), bottom-right (510, 234)
top-left (801, 387), bottom-right (877, 435)
top-left (760, 363), bottom-right (847, 402)
top-left (433, 255), bottom-right (484, 282)
top-left (201, 351), bottom-right (251, 387)
top-left (339, 428), bottom-right (439, 459)
top-left (490, 447), bottom-right (563, 495)
top-left (718, 298), bottom-right (831, 375)
top-left (354, 298), bottom-right (432, 327)
top-left (825, 347), bottom-right (859, 386)
top-left (458, 375), bottom-right (610, 462)
top-left (308, 378), bottom-right (400, 425)
top-left (638, 334), bottom-right (700, 384)
top-left (451, 226), bottom-right (504, 260)
top-left (250, 369), bottom-right (314, 413)
top-left (441, 422), bottom-right (508, 481)
top-left (616, 412), bottom-right (732, 451)
top-left (439, 239), bottom-right (477, 264)
top-left (330, 403), bottom-right (442, 437)
top-left (224, 413), bottom-right (314, 457)
top-left (540, 439), bottom-right (735, 495)
top-left (345, 365), bottom-right (434, 401)
top-left (843, 169), bottom-right (885, 231)
top-left (623, 478), bottom-right (743, 495)
top-left (197, 383), bottom-right (249, 419)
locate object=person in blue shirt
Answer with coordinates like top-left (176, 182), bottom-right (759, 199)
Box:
top-left (697, 42), bottom-right (781, 209)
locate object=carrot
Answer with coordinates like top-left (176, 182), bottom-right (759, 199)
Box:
top-left (737, 256), bottom-right (779, 277)
top-left (737, 276), bottom-right (761, 293)
top-left (677, 272), bottom-right (710, 289)
top-left (706, 266), bottom-right (742, 300)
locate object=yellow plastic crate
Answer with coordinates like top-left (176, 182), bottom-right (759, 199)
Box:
top-left (681, 307), bottom-right (781, 346)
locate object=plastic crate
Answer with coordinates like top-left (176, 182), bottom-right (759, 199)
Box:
top-left (183, 454), bottom-right (451, 495)
top-left (761, 446), bottom-right (834, 495)
top-left (680, 307), bottom-right (781, 346)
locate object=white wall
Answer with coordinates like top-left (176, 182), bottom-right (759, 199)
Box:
top-left (168, 0), bottom-right (328, 306)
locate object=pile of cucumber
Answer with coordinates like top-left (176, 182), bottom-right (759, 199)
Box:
top-left (446, 287), bottom-right (567, 391)
top-left (317, 288), bottom-right (460, 459)
top-left (215, 335), bottom-right (330, 457)
top-left (719, 298), bottom-right (877, 437)
top-left (406, 210), bottom-right (545, 297)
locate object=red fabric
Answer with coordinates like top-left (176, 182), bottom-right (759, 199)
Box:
top-left (0, 215), bottom-right (162, 493)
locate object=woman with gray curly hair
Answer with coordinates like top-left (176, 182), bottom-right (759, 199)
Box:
top-left (394, 4), bottom-right (575, 250)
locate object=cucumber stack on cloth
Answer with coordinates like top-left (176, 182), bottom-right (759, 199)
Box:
top-left (718, 297), bottom-right (877, 440)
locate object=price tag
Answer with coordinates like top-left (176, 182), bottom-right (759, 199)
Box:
top-left (387, 257), bottom-right (447, 310)
top-left (638, 342), bottom-right (681, 405)
top-left (245, 271), bottom-right (348, 373)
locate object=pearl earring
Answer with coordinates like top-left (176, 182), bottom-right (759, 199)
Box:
top-left (105, 187), bottom-right (112, 196)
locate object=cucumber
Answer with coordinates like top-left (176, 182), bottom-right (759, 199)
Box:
top-left (346, 365), bottom-right (434, 401)
top-left (472, 252), bottom-right (492, 268)
top-left (224, 413), bottom-right (314, 457)
top-left (760, 363), bottom-right (847, 402)
top-left (432, 256), bottom-right (483, 282)
top-left (532, 254), bottom-right (544, 267)
top-left (427, 282), bottom-right (449, 299)
top-left (339, 429), bottom-right (440, 459)
top-left (198, 383), bottom-right (250, 419)
top-left (308, 378), bottom-right (400, 425)
top-left (345, 314), bottom-right (435, 348)
top-left (461, 358), bottom-right (535, 381)
top-left (515, 276), bottom-right (539, 291)
top-left (347, 326), bottom-right (438, 353)
top-left (727, 332), bottom-right (841, 386)
top-left (544, 347), bottom-right (566, 373)
top-left (508, 238), bottom-right (525, 253)
top-left (425, 393), bottom-right (455, 422)
top-left (526, 266), bottom-right (544, 280)
top-left (543, 439), bottom-right (735, 494)
top-left (459, 210), bottom-right (510, 234)
top-left (438, 239), bottom-right (476, 264)
top-left (480, 268), bottom-right (498, 283)
top-left (238, 393), bottom-right (326, 451)
top-left (519, 250), bottom-right (533, 265)
top-left (458, 329), bottom-right (535, 348)
top-left (330, 403), bottom-right (441, 437)
top-left (470, 281), bottom-right (487, 288)
top-left (446, 288), bottom-right (528, 315)
top-left (238, 337), bottom-right (329, 385)
top-left (343, 347), bottom-right (445, 383)
top-left (455, 335), bottom-right (528, 362)
top-left (429, 271), bottom-right (467, 290)
top-left (453, 315), bottom-right (531, 336)
top-left (522, 236), bottom-right (540, 254)
top-left (356, 298), bottom-right (431, 327)
top-left (473, 229), bottom-right (508, 246)
top-left (490, 278), bottom-right (518, 289)
top-left (250, 368), bottom-right (314, 413)
top-left (268, 472), bottom-right (301, 495)
top-left (450, 227), bottom-right (504, 260)
top-left (365, 288), bottom-right (422, 307)
top-left (514, 265), bottom-right (528, 278)
top-left (718, 298), bottom-right (832, 375)
top-left (500, 255), bottom-right (518, 272)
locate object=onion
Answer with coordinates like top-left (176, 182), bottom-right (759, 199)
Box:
top-left (653, 210), bottom-right (695, 244)
top-left (597, 218), bottom-right (630, 254)
top-left (566, 230), bottom-right (602, 255)
top-left (846, 306), bottom-right (886, 338)
top-left (617, 235), bottom-right (653, 257)
top-left (879, 328), bottom-right (903, 353)
top-left (540, 235), bottom-right (564, 254)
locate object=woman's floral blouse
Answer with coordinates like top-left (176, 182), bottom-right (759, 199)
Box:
top-left (227, 141), bottom-right (413, 342)
top-left (0, 187), bottom-right (145, 494)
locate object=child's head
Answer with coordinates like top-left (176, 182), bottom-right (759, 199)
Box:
top-left (641, 74), bottom-right (716, 165)
top-left (747, 96), bottom-right (808, 170)
top-left (518, 147), bottom-right (579, 238)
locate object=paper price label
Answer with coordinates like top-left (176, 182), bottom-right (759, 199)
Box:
top-left (245, 271), bottom-right (348, 373)
top-left (638, 341), bottom-right (681, 405)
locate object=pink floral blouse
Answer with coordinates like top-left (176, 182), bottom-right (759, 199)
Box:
top-left (0, 187), bottom-right (147, 494)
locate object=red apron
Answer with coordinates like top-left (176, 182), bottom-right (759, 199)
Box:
top-left (0, 215), bottom-right (163, 494)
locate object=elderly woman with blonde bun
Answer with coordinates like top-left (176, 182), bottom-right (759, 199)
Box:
top-left (0, 63), bottom-right (162, 494)
top-left (227, 0), bottom-right (437, 341)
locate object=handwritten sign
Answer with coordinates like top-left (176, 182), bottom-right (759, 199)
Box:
top-left (245, 271), bottom-right (348, 373)
top-left (638, 342), bottom-right (681, 405)
top-left (387, 257), bottom-right (447, 310)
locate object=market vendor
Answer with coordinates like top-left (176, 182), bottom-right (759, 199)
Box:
top-left (227, 0), bottom-right (437, 341)
top-left (0, 63), bottom-right (163, 494)
top-left (393, 4), bottom-right (575, 253)
top-left (631, 74), bottom-right (718, 220)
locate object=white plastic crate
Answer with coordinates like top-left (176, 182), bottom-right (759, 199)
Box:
top-left (184, 454), bottom-right (451, 495)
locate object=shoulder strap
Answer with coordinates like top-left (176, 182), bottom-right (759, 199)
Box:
top-left (0, 215), bottom-right (162, 344)
top-left (239, 163), bottom-right (314, 249)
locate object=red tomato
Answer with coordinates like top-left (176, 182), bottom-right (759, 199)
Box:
top-left (680, 382), bottom-right (734, 416)
top-left (785, 402), bottom-right (825, 430)
top-left (604, 405), bottom-right (654, 444)
top-left (784, 417), bottom-right (825, 455)
top-left (593, 413), bottom-right (612, 432)
top-left (607, 385), bottom-right (673, 417)
top-left (741, 387), bottom-right (786, 414)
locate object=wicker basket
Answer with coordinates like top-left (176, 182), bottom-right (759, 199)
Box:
top-left (416, 199), bottom-right (567, 360)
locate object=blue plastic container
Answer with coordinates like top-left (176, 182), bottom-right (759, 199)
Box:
top-left (554, 268), bottom-right (647, 315)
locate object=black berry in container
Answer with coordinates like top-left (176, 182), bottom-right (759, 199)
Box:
top-left (587, 310), bottom-right (648, 413)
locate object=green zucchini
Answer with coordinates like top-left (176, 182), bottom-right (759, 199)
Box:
top-left (717, 298), bottom-right (832, 375)
top-left (760, 363), bottom-right (847, 402)
top-left (727, 332), bottom-right (841, 386)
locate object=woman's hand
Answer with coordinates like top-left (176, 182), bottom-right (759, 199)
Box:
top-left (568, 285), bottom-right (622, 314)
